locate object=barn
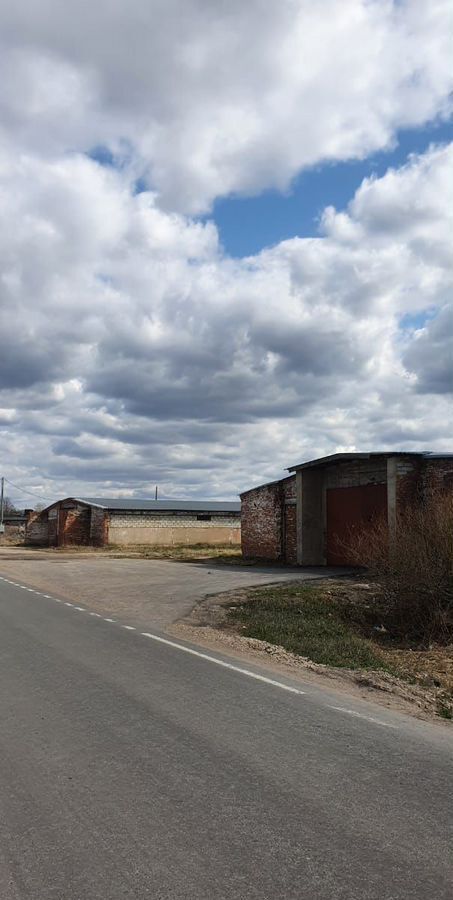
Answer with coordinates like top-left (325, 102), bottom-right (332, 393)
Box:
top-left (241, 451), bottom-right (453, 566)
top-left (26, 498), bottom-right (241, 548)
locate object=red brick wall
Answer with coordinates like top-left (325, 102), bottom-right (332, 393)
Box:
top-left (282, 478), bottom-right (296, 501)
top-left (422, 458), bottom-right (453, 495)
top-left (284, 504), bottom-right (297, 564)
top-left (90, 507), bottom-right (109, 546)
top-left (26, 502), bottom-right (109, 547)
top-left (394, 457), bottom-right (453, 508)
top-left (395, 457), bottom-right (423, 508)
top-left (25, 510), bottom-right (49, 545)
top-left (60, 505), bottom-right (90, 545)
top-left (48, 510), bottom-right (58, 545)
top-left (241, 476), bottom-right (295, 561)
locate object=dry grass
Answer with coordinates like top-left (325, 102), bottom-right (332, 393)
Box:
top-left (17, 542), bottom-right (244, 562)
top-left (346, 489), bottom-right (453, 644)
top-left (106, 543), bottom-right (244, 562)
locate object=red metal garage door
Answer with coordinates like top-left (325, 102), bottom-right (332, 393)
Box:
top-left (326, 484), bottom-right (387, 566)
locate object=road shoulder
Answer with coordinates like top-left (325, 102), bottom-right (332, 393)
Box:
top-left (168, 584), bottom-right (453, 725)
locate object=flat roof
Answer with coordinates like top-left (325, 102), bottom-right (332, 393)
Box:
top-left (287, 451), bottom-right (453, 472)
top-left (78, 498), bottom-right (241, 513)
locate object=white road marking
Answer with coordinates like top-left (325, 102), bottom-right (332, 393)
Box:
top-left (140, 632), bottom-right (306, 696)
top-left (5, 580), bottom-right (402, 720)
top-left (328, 706), bottom-right (398, 729)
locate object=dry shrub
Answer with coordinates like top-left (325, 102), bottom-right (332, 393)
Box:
top-left (347, 489), bottom-right (453, 644)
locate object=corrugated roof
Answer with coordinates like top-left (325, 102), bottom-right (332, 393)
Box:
top-left (78, 498), bottom-right (241, 513)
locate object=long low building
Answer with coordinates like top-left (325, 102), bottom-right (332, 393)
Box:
top-left (26, 497), bottom-right (241, 547)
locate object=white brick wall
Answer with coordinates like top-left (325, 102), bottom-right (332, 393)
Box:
top-left (109, 513), bottom-right (241, 529)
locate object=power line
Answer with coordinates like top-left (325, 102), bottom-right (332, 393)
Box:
top-left (3, 478), bottom-right (53, 504)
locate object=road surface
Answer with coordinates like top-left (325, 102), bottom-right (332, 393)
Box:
top-left (0, 551), bottom-right (337, 629)
top-left (0, 575), bottom-right (452, 899)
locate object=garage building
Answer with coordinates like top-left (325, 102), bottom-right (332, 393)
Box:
top-left (26, 498), bottom-right (241, 548)
top-left (241, 451), bottom-right (453, 566)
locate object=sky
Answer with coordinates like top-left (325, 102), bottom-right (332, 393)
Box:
top-left (0, 0), bottom-right (452, 506)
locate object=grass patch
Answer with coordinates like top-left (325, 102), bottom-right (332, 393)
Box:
top-left (227, 584), bottom-right (389, 670)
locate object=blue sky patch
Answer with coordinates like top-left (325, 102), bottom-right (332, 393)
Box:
top-left (88, 145), bottom-right (117, 168)
top-left (210, 121), bottom-right (453, 258)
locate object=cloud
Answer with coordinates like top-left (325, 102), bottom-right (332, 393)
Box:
top-left (0, 0), bottom-right (452, 211)
top-left (0, 136), bottom-right (452, 500)
top-left (403, 305), bottom-right (453, 394)
top-left (0, 2), bottom-right (452, 502)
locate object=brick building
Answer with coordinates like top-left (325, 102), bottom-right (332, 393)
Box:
top-left (241, 452), bottom-right (453, 566)
top-left (0, 510), bottom-right (30, 543)
top-left (26, 498), bottom-right (241, 548)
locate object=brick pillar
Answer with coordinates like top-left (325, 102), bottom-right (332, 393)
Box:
top-left (387, 456), bottom-right (397, 544)
top-left (296, 470), bottom-right (303, 565)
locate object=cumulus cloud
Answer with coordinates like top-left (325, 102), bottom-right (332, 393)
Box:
top-left (0, 1), bottom-right (452, 502)
top-left (0, 0), bottom-right (452, 211)
top-left (403, 306), bottom-right (453, 394)
top-left (0, 134), bottom-right (452, 500)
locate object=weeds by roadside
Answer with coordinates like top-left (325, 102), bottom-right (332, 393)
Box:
top-left (227, 583), bottom-right (389, 670)
top-left (226, 579), bottom-right (453, 717)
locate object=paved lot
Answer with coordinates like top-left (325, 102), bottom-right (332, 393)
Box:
top-left (0, 551), bottom-right (334, 629)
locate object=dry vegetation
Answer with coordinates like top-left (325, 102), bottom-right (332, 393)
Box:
top-left (346, 488), bottom-right (453, 645)
top-left (106, 543), bottom-right (244, 562)
top-left (225, 493), bottom-right (453, 719)
top-left (9, 542), bottom-right (244, 562)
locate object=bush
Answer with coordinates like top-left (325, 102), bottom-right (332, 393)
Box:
top-left (347, 490), bottom-right (453, 644)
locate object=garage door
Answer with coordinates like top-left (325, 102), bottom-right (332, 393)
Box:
top-left (326, 484), bottom-right (387, 566)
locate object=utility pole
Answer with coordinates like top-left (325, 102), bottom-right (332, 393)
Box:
top-left (0, 476), bottom-right (4, 533)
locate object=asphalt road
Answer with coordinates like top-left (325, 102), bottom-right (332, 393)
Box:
top-left (0, 576), bottom-right (452, 899)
